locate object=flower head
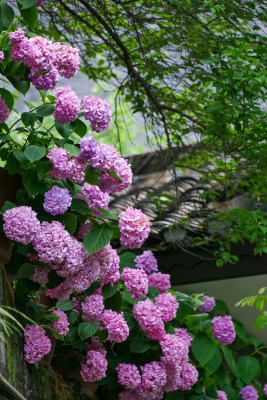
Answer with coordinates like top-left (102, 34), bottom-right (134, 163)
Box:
top-left (3, 206), bottom-right (40, 244)
top-left (240, 386), bottom-right (258, 400)
top-left (160, 334), bottom-right (189, 364)
top-left (82, 94), bottom-right (112, 132)
top-left (119, 206), bottom-right (151, 249)
top-left (80, 132), bottom-right (99, 160)
top-left (9, 29), bottom-right (25, 44)
top-left (217, 390), bottom-right (228, 400)
top-left (212, 316), bottom-right (236, 345)
top-left (116, 363), bottom-right (141, 390)
top-left (155, 293), bottom-right (179, 322)
top-left (135, 250), bottom-right (158, 275)
top-left (197, 295), bottom-right (216, 313)
top-left (178, 363), bottom-right (198, 391)
top-left (139, 361), bottom-right (166, 400)
top-left (81, 350), bottom-right (107, 382)
top-left (122, 267), bottom-right (148, 300)
top-left (0, 96), bottom-right (10, 124)
top-left (44, 185), bottom-right (72, 215)
top-left (102, 310), bottom-right (129, 343)
top-left (29, 68), bottom-right (59, 91)
top-left (24, 325), bottom-right (51, 364)
top-left (82, 294), bottom-right (104, 321)
top-left (98, 157), bottom-right (132, 194)
top-left (133, 299), bottom-right (165, 340)
top-left (53, 42), bottom-right (80, 79)
top-left (51, 310), bottom-right (69, 337)
top-left (53, 86), bottom-right (80, 124)
top-left (78, 183), bottom-right (109, 216)
top-left (148, 272), bottom-right (171, 293)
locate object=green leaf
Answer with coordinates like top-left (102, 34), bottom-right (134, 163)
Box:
top-left (205, 346), bottom-right (222, 373)
top-left (20, 5), bottom-right (38, 30)
top-left (60, 212), bottom-right (77, 235)
top-left (84, 170), bottom-right (99, 185)
top-left (97, 212), bottom-right (119, 220)
top-left (104, 291), bottom-right (122, 313)
top-left (191, 335), bottom-right (216, 366)
top-left (213, 365), bottom-right (226, 386)
top-left (107, 170), bottom-right (123, 182)
top-left (17, 263), bottom-right (35, 278)
top-left (13, 150), bottom-right (29, 167)
top-left (71, 198), bottom-right (91, 215)
top-left (17, 0), bottom-right (36, 10)
top-left (56, 299), bottom-right (74, 312)
top-left (0, 88), bottom-right (14, 111)
top-left (46, 270), bottom-right (64, 289)
top-left (6, 152), bottom-right (19, 175)
top-left (83, 224), bottom-right (113, 255)
top-left (10, 79), bottom-right (30, 95)
top-left (220, 346), bottom-right (239, 377)
top-left (24, 145), bottom-right (46, 162)
top-left (64, 144), bottom-right (81, 157)
top-left (237, 356), bottom-right (260, 384)
top-left (36, 158), bottom-right (52, 179)
top-left (102, 282), bottom-right (118, 299)
top-left (0, 4), bottom-right (14, 30)
top-left (55, 120), bottom-right (72, 138)
top-left (130, 336), bottom-right (151, 353)
top-left (68, 312), bottom-right (79, 325)
top-left (78, 322), bottom-right (98, 340)
top-left (119, 252), bottom-right (136, 273)
top-left (263, 354), bottom-right (267, 379)
top-left (21, 112), bottom-right (37, 127)
top-left (35, 104), bottom-right (55, 117)
top-left (74, 118), bottom-right (87, 137)
top-left (1, 201), bottom-right (17, 212)
top-left (64, 327), bottom-right (80, 345)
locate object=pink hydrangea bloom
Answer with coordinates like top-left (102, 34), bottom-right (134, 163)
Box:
top-left (178, 363), bottom-right (198, 390)
top-left (82, 294), bottom-right (104, 321)
top-left (102, 310), bottom-right (129, 343)
top-left (160, 334), bottom-right (189, 364)
top-left (3, 206), bottom-right (40, 244)
top-left (27, 253), bottom-right (38, 262)
top-left (197, 295), bottom-right (216, 313)
top-left (174, 328), bottom-right (193, 347)
top-left (119, 206), bottom-right (151, 249)
top-left (67, 155), bottom-right (87, 184)
top-left (51, 310), bottom-right (69, 337)
top-left (30, 267), bottom-right (49, 286)
top-left (101, 247), bottom-right (120, 287)
top-left (45, 282), bottom-right (72, 301)
top-left (133, 299), bottom-right (165, 341)
top-left (72, 297), bottom-right (81, 313)
top-left (29, 68), bottom-right (59, 91)
top-left (80, 350), bottom-right (108, 382)
top-left (240, 386), bottom-right (258, 400)
top-left (0, 51), bottom-right (4, 63)
top-left (65, 254), bottom-right (100, 293)
top-left (135, 250), bottom-right (158, 275)
top-left (0, 96), bottom-right (10, 124)
top-left (44, 185), bottom-right (72, 215)
top-left (264, 384), bottom-right (267, 398)
top-left (122, 267), bottom-right (148, 300)
top-left (93, 243), bottom-right (116, 276)
top-left (87, 336), bottom-right (107, 355)
top-left (24, 325), bottom-right (51, 364)
top-left (80, 132), bottom-right (99, 160)
top-left (53, 86), bottom-right (80, 124)
top-left (217, 390), bottom-right (228, 400)
top-left (53, 42), bottom-right (80, 79)
top-left (89, 143), bottom-right (120, 171)
top-left (28, 36), bottom-right (54, 73)
top-left (116, 363), bottom-right (141, 390)
top-left (11, 38), bottom-right (33, 66)
top-left (82, 94), bottom-right (112, 132)
top-left (98, 157), bottom-right (132, 194)
top-left (47, 147), bottom-right (72, 180)
top-left (9, 29), bottom-right (25, 44)
top-left (139, 361), bottom-right (167, 400)
top-left (78, 183), bottom-right (109, 216)
top-left (58, 236), bottom-right (86, 277)
top-left (155, 293), bottom-right (179, 322)
top-left (161, 359), bottom-right (181, 393)
top-left (148, 272), bottom-right (171, 293)
top-left (119, 390), bottom-right (143, 400)
top-left (212, 316), bottom-right (236, 345)
top-left (76, 221), bottom-right (93, 240)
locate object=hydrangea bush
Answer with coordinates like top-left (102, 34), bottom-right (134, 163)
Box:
top-left (0, 3), bottom-right (266, 399)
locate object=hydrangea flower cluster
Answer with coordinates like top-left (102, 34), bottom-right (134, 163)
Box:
top-left (161, 360), bottom-right (182, 393)
top-left (98, 157), bottom-right (133, 194)
top-left (121, 267), bottom-right (149, 300)
top-left (46, 282), bottom-right (72, 301)
top-left (76, 221), bottom-right (93, 240)
top-left (174, 328), bottom-right (193, 346)
top-left (0, 95), bottom-right (10, 123)
top-left (24, 325), bottom-right (52, 364)
top-left (102, 310), bottom-right (129, 343)
top-left (197, 295), bottom-right (216, 313)
top-left (116, 363), bottom-right (141, 390)
top-left (81, 294), bottom-right (104, 321)
top-left (47, 147), bottom-right (86, 184)
top-left (82, 94), bottom-right (112, 132)
top-left (0, 51), bottom-right (4, 63)
top-left (78, 183), bottom-right (109, 216)
top-left (217, 390), bottom-right (228, 400)
top-left (160, 334), bottom-right (189, 364)
top-left (119, 207), bottom-right (151, 248)
top-left (80, 350), bottom-right (108, 382)
top-left (43, 185), bottom-right (72, 215)
top-left (3, 206), bottom-right (40, 244)
top-left (53, 86), bottom-right (80, 124)
top-left (80, 132), bottom-right (99, 160)
top-left (72, 297), bottom-right (82, 313)
top-left (178, 363), bottom-right (199, 391)
top-left (240, 386), bottom-right (258, 400)
top-left (155, 293), bottom-right (179, 322)
top-left (148, 272), bottom-right (171, 293)
top-left (212, 316), bottom-right (236, 345)
top-left (51, 310), bottom-right (69, 337)
top-left (139, 361), bottom-right (167, 400)
top-left (64, 254), bottom-right (100, 293)
top-left (135, 250), bottom-right (158, 274)
top-left (133, 299), bottom-right (165, 340)
top-left (10, 30), bottom-right (79, 90)
top-left (264, 384), bottom-right (267, 398)
top-left (30, 267), bottom-right (49, 286)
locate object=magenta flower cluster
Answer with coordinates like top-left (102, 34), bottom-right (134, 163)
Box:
top-left (116, 363), bottom-right (141, 390)
top-left (160, 334), bottom-right (189, 364)
top-left (30, 267), bottom-right (49, 286)
top-left (80, 350), bottom-right (108, 382)
top-left (53, 86), bottom-right (80, 124)
top-left (148, 272), bottom-right (171, 293)
top-left (122, 267), bottom-right (148, 300)
top-left (133, 299), bottom-right (165, 340)
top-left (78, 183), bottom-right (109, 216)
top-left (264, 384), bottom-right (267, 398)
top-left (43, 185), bottom-right (72, 215)
top-left (102, 310), bottom-right (129, 343)
top-left (0, 51), bottom-right (4, 63)
top-left (0, 95), bottom-right (10, 124)
top-left (24, 324), bottom-right (51, 364)
top-left (155, 293), bottom-right (179, 322)
top-left (82, 93), bottom-right (112, 132)
top-left (47, 147), bottom-right (86, 184)
top-left (81, 294), bottom-right (104, 321)
top-left (51, 310), bottom-right (69, 337)
top-left (217, 390), bottom-right (228, 400)
top-left (212, 315), bottom-right (236, 345)
top-left (240, 386), bottom-right (258, 400)
top-left (3, 206), bottom-right (40, 244)
top-left (119, 206), bottom-right (151, 249)
top-left (197, 295), bottom-right (216, 313)
top-left (80, 132), bottom-right (99, 160)
top-left (135, 250), bottom-right (158, 274)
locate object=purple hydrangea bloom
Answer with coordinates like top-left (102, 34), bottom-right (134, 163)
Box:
top-left (0, 51), bottom-right (4, 63)
top-left (212, 316), bottom-right (236, 345)
top-left (98, 157), bottom-right (133, 194)
top-left (36, 0), bottom-right (46, 6)
top-left (53, 42), bottom-right (80, 79)
top-left (89, 143), bottom-right (120, 171)
top-left (81, 350), bottom-right (108, 382)
top-left (160, 334), bottom-right (189, 364)
top-left (263, 384), bottom-right (267, 398)
top-left (119, 206), bottom-right (151, 249)
top-left (0, 96), bottom-right (10, 124)
top-left (122, 267), bottom-right (149, 300)
top-left (43, 185), bottom-right (72, 216)
top-left (45, 282), bottom-right (72, 301)
top-left (133, 299), bottom-right (165, 341)
top-left (139, 361), bottom-right (167, 400)
top-left (197, 295), bottom-right (216, 313)
top-left (240, 386), bottom-right (258, 400)
top-left (9, 29), bottom-right (25, 44)
top-left (161, 359), bottom-right (182, 393)
top-left (76, 221), bottom-right (93, 240)
top-left (51, 310), bottom-right (69, 337)
top-left (155, 293), bottom-right (179, 322)
top-left (3, 206), bottom-right (40, 244)
top-left (135, 250), bottom-right (158, 275)
top-left (217, 390), bottom-right (228, 400)
top-left (11, 38), bottom-right (33, 66)
top-left (78, 183), bottom-right (109, 216)
top-left (102, 310), bottom-right (129, 343)
top-left (29, 68), bottom-right (59, 91)
top-left (174, 328), bottom-right (193, 347)
top-left (28, 36), bottom-right (55, 74)
top-left (47, 147), bottom-right (72, 180)
top-left (148, 272), bottom-right (171, 293)
top-left (24, 325), bottom-right (51, 364)
top-left (53, 86), bottom-right (80, 124)
top-left (65, 254), bottom-right (100, 293)
top-left (82, 94), bottom-right (112, 132)
top-left (30, 267), bottom-right (49, 286)
top-left (178, 363), bottom-right (198, 390)
top-left (101, 247), bottom-right (120, 287)
top-left (116, 363), bottom-right (141, 390)
top-left (82, 294), bottom-right (104, 321)
top-left (80, 132), bottom-right (99, 160)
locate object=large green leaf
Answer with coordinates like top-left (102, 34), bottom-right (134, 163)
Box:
top-left (0, 88), bottom-right (14, 111)
top-left (220, 346), bottom-right (239, 377)
top-left (205, 346), bottom-right (222, 373)
top-left (17, 0), bottom-right (36, 10)
top-left (237, 356), bottom-right (260, 384)
top-left (119, 252), bottom-right (136, 273)
top-left (17, 263), bottom-right (36, 278)
top-left (35, 104), bottom-right (55, 117)
top-left (0, 4), bottom-right (14, 30)
top-left (191, 335), bottom-right (216, 366)
top-left (71, 198), bottom-right (91, 214)
top-left (102, 283), bottom-right (118, 299)
top-left (83, 224), bottom-right (113, 255)
top-left (56, 299), bottom-right (74, 312)
top-left (20, 5), bottom-right (38, 30)
top-left (130, 336), bottom-right (151, 353)
top-left (78, 322), bottom-right (98, 340)
top-left (24, 145), bottom-right (46, 162)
